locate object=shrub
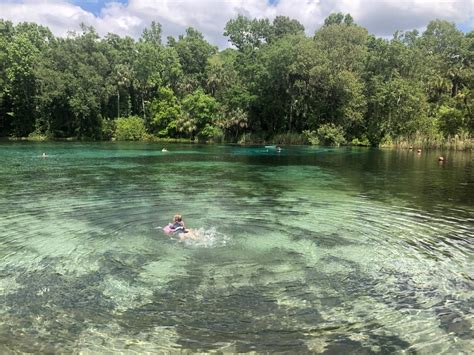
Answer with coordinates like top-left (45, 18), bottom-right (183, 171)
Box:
top-left (115, 116), bottom-right (146, 141)
top-left (351, 136), bottom-right (370, 146)
top-left (317, 123), bottom-right (346, 146)
top-left (197, 124), bottom-right (224, 142)
top-left (437, 105), bottom-right (465, 137)
top-left (101, 118), bottom-right (116, 140)
top-left (303, 130), bottom-right (319, 145)
top-left (304, 124), bottom-right (346, 146)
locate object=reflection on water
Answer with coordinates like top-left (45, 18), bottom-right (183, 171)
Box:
top-left (0, 142), bottom-right (472, 352)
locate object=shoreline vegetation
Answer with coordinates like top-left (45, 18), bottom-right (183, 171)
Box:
top-left (3, 132), bottom-right (472, 151)
top-left (0, 13), bottom-right (472, 149)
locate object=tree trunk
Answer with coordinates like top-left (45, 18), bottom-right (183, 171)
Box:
top-left (288, 100), bottom-right (293, 131)
top-left (117, 91), bottom-right (120, 118)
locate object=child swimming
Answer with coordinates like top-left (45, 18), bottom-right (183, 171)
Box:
top-left (164, 214), bottom-right (196, 240)
top-left (167, 214), bottom-right (186, 233)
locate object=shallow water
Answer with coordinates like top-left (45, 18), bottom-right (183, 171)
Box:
top-left (0, 142), bottom-right (472, 353)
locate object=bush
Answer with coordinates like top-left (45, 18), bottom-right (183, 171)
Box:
top-left (303, 130), bottom-right (319, 145)
top-left (379, 134), bottom-right (394, 147)
top-left (317, 124), bottom-right (346, 146)
top-left (115, 116), bottom-right (146, 141)
top-left (197, 124), bottom-right (224, 142)
top-left (351, 136), bottom-right (370, 146)
top-left (437, 105), bottom-right (465, 137)
top-left (101, 118), bottom-right (116, 140)
top-left (27, 130), bottom-right (51, 141)
top-left (304, 124), bottom-right (346, 146)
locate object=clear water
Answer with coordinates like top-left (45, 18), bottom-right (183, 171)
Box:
top-left (0, 142), bottom-right (472, 353)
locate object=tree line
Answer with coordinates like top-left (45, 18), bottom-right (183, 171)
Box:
top-left (0, 14), bottom-right (472, 146)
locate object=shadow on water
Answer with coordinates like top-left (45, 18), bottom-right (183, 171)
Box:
top-left (0, 248), bottom-right (431, 353)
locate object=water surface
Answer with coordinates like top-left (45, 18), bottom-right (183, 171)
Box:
top-left (0, 142), bottom-right (472, 353)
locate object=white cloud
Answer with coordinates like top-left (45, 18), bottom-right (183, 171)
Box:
top-left (0, 0), bottom-right (97, 36)
top-left (0, 0), bottom-right (472, 46)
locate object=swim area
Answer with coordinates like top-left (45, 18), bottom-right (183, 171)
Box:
top-left (0, 142), bottom-right (472, 352)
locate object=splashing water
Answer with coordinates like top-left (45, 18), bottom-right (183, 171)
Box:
top-left (178, 227), bottom-right (229, 247)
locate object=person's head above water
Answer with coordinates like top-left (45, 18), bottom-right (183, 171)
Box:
top-left (174, 214), bottom-right (182, 223)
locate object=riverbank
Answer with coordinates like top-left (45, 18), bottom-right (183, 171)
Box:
top-left (2, 133), bottom-right (472, 151)
top-left (380, 133), bottom-right (473, 151)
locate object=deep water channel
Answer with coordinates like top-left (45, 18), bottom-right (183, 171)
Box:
top-left (0, 142), bottom-right (472, 352)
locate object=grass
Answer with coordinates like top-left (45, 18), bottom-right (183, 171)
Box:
top-left (384, 132), bottom-right (473, 151)
top-left (237, 132), bottom-right (309, 145)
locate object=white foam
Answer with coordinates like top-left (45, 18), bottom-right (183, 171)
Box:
top-left (178, 227), bottom-right (229, 248)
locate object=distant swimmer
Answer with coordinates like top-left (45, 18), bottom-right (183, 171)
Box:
top-left (276, 145), bottom-right (282, 152)
top-left (42, 152), bottom-right (48, 158)
top-left (162, 148), bottom-right (168, 152)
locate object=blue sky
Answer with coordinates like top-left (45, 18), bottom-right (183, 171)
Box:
top-left (458, 21), bottom-right (473, 33)
top-left (0, 0), bottom-right (472, 47)
top-left (70, 0), bottom-right (128, 16)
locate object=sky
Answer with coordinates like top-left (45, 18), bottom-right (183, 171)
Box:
top-left (0, 0), bottom-right (473, 47)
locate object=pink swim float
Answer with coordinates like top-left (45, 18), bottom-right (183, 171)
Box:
top-left (163, 225), bottom-right (173, 234)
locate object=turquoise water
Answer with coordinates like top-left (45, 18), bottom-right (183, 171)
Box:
top-left (0, 142), bottom-right (472, 353)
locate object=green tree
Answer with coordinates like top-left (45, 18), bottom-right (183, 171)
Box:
top-left (253, 34), bottom-right (307, 133)
top-left (0, 20), bottom-right (16, 135)
top-left (113, 63), bottom-right (133, 118)
top-left (141, 21), bottom-right (162, 46)
top-left (421, 20), bottom-right (467, 97)
top-left (269, 16), bottom-right (305, 42)
top-left (35, 25), bottom-right (110, 138)
top-left (216, 107), bottom-right (248, 141)
top-left (133, 41), bottom-right (182, 118)
top-left (178, 90), bottom-right (218, 138)
top-left (0, 15), bottom-right (471, 144)
top-left (366, 75), bottom-right (430, 143)
top-left (323, 13), bottom-right (354, 27)
top-left (224, 15), bottom-right (272, 51)
top-left (5, 32), bottom-right (40, 135)
top-left (148, 87), bottom-right (181, 136)
top-left (172, 27), bottom-right (217, 91)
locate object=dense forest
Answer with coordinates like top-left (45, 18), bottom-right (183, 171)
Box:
top-left (0, 14), bottom-right (473, 146)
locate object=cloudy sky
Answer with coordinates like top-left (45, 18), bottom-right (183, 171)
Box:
top-left (0, 0), bottom-right (473, 47)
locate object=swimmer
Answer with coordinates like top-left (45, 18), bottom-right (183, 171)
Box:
top-left (162, 148), bottom-right (168, 152)
top-left (42, 152), bottom-right (48, 158)
top-left (164, 214), bottom-right (199, 241)
top-left (276, 145), bottom-right (282, 152)
top-left (167, 214), bottom-right (185, 233)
